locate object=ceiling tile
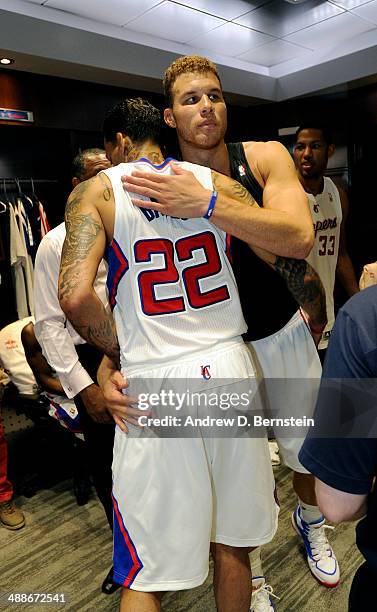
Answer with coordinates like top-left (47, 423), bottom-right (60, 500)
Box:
top-left (329, 0), bottom-right (372, 8)
top-left (286, 11), bottom-right (375, 49)
top-left (189, 22), bottom-right (275, 57)
top-left (352, 0), bottom-right (377, 23)
top-left (45, 0), bottom-right (162, 26)
top-left (235, 0), bottom-right (343, 37)
top-left (126, 2), bottom-right (224, 43)
top-left (175, 0), bottom-right (267, 20)
top-left (17, 0), bottom-right (44, 3)
top-left (238, 39), bottom-right (311, 67)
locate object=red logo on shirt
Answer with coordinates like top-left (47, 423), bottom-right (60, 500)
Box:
top-left (5, 340), bottom-right (17, 349)
top-left (201, 365), bottom-right (211, 380)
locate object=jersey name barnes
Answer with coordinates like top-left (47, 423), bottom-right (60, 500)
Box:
top-left (140, 207), bottom-right (188, 223)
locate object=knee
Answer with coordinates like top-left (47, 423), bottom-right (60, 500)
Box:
top-left (213, 543), bottom-right (253, 560)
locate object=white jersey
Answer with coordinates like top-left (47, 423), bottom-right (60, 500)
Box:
top-left (102, 158), bottom-right (247, 373)
top-left (306, 177), bottom-right (342, 350)
top-left (0, 316), bottom-right (38, 395)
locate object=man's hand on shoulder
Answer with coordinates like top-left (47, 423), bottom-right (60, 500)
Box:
top-left (121, 163), bottom-right (210, 218)
top-left (79, 383), bottom-right (112, 424)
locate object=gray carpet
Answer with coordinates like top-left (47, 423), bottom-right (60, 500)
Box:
top-left (0, 465), bottom-right (361, 611)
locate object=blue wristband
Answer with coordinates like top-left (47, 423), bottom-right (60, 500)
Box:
top-left (203, 191), bottom-right (218, 219)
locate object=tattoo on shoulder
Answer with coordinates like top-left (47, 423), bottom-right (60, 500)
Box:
top-left (98, 172), bottom-right (112, 202)
top-left (65, 179), bottom-right (92, 218)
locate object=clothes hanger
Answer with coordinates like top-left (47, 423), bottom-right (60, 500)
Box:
top-left (14, 178), bottom-right (23, 198)
top-left (31, 177), bottom-right (36, 199)
top-left (15, 178), bottom-right (33, 208)
top-left (2, 179), bottom-right (12, 205)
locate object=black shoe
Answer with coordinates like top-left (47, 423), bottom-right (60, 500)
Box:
top-left (101, 566), bottom-right (121, 595)
top-left (73, 477), bottom-right (91, 506)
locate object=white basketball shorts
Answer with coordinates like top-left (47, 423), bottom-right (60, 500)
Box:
top-left (112, 339), bottom-right (279, 591)
top-left (250, 310), bottom-right (322, 473)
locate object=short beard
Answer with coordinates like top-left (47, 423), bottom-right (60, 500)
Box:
top-left (301, 168), bottom-right (322, 180)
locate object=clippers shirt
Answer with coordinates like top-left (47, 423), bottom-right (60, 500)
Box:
top-left (306, 178), bottom-right (342, 349)
top-left (102, 158), bottom-right (247, 373)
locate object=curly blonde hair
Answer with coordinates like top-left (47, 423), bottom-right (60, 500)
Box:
top-left (163, 55), bottom-right (222, 107)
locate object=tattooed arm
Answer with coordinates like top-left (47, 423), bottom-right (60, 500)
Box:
top-left (212, 170), bottom-right (327, 332)
top-left (58, 174), bottom-right (120, 362)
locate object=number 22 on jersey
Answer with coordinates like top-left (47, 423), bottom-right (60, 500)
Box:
top-left (134, 231), bottom-right (230, 316)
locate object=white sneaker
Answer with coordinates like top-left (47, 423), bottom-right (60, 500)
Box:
top-left (268, 441), bottom-right (280, 466)
top-left (292, 505), bottom-right (340, 587)
top-left (250, 577), bottom-right (278, 611)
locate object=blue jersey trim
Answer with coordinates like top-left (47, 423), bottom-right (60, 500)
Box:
top-left (137, 157), bottom-right (177, 169)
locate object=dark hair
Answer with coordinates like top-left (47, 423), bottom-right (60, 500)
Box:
top-left (103, 97), bottom-right (162, 145)
top-left (71, 148), bottom-right (105, 180)
top-left (295, 125), bottom-right (333, 146)
top-left (163, 55), bottom-right (222, 107)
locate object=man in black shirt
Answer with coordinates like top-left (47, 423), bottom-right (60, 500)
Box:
top-left (299, 285), bottom-right (377, 609)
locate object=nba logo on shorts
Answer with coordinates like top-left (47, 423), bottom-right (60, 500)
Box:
top-left (201, 365), bottom-right (211, 380)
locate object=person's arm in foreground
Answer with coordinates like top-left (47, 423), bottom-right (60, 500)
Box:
top-left (315, 480), bottom-right (367, 523)
top-left (122, 142), bottom-right (314, 258)
top-left (58, 175), bottom-right (119, 363)
top-left (299, 292), bottom-right (377, 523)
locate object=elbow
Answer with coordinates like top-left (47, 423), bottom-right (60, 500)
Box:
top-left (316, 480), bottom-right (362, 524)
top-left (316, 491), bottom-right (344, 523)
top-left (58, 291), bottom-right (72, 317)
top-left (318, 502), bottom-right (348, 525)
top-left (293, 226), bottom-right (314, 259)
top-left (58, 290), bottom-right (88, 321)
top-left (318, 498), bottom-right (364, 524)
top-left (286, 228), bottom-right (314, 259)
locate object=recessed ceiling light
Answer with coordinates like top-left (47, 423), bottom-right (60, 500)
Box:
top-left (0, 58), bottom-right (15, 65)
top-left (284, 0), bottom-right (308, 3)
